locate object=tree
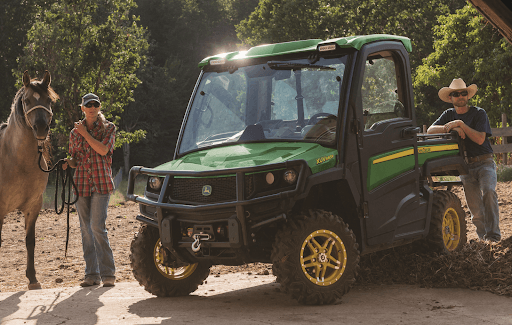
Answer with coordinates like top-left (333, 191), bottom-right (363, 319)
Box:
top-left (414, 4), bottom-right (512, 127)
top-left (16, 0), bottom-right (149, 155)
top-left (0, 0), bottom-right (57, 122)
top-left (121, 0), bottom-right (260, 168)
top-left (237, 0), bottom-right (466, 71)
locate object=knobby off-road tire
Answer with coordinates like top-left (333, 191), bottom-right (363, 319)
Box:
top-left (426, 190), bottom-right (467, 253)
top-left (130, 224), bottom-right (211, 297)
top-left (271, 210), bottom-right (360, 305)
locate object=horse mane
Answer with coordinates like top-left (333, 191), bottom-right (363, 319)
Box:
top-left (1, 78), bottom-right (59, 164)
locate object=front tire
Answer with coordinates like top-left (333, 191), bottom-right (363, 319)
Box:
top-left (130, 224), bottom-right (211, 297)
top-left (426, 190), bottom-right (467, 253)
top-left (271, 210), bottom-right (360, 305)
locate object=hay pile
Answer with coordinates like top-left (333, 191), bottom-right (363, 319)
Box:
top-left (357, 237), bottom-right (512, 296)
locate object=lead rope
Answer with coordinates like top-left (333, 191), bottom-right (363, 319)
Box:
top-left (37, 144), bottom-right (78, 257)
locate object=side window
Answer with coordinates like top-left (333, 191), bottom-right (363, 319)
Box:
top-left (361, 51), bottom-right (406, 130)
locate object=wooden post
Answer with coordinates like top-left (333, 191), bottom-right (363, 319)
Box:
top-left (503, 113), bottom-right (508, 165)
top-left (423, 125), bottom-right (427, 133)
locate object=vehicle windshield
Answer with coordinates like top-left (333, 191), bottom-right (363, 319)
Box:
top-left (179, 56), bottom-right (347, 155)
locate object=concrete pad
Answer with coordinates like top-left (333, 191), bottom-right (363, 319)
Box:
top-left (1, 273), bottom-right (511, 324)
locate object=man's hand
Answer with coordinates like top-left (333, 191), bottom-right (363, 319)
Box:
top-left (444, 120), bottom-right (464, 132)
top-left (451, 127), bottom-right (466, 139)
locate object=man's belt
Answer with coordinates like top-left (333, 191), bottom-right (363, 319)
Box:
top-left (467, 153), bottom-right (493, 164)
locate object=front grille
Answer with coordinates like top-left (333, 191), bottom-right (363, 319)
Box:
top-left (169, 175), bottom-right (255, 204)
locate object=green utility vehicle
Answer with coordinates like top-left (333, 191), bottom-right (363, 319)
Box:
top-left (127, 34), bottom-right (469, 305)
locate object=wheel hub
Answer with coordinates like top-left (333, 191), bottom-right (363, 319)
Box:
top-left (318, 252), bottom-right (328, 263)
top-left (300, 229), bottom-right (347, 286)
top-left (154, 239), bottom-right (197, 280)
top-left (442, 208), bottom-right (461, 251)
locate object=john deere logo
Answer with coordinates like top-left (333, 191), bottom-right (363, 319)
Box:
top-left (202, 185), bottom-right (212, 196)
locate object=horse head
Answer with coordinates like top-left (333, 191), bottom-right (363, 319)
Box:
top-left (21, 70), bottom-right (59, 141)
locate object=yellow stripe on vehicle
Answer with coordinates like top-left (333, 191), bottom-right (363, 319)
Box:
top-left (373, 144), bottom-right (459, 165)
top-left (418, 144), bottom-right (458, 154)
top-left (373, 149), bottom-right (414, 164)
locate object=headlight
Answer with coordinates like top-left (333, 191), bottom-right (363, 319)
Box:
top-left (148, 176), bottom-right (163, 192)
top-left (283, 169), bottom-right (298, 184)
top-left (265, 172), bottom-right (275, 185)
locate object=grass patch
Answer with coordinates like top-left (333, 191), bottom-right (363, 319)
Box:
top-left (110, 175), bottom-right (147, 206)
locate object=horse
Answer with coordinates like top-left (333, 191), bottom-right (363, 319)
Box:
top-left (0, 70), bottom-right (59, 290)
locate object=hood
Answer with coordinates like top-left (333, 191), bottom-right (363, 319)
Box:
top-left (155, 143), bottom-right (338, 174)
top-left (468, 0), bottom-right (512, 44)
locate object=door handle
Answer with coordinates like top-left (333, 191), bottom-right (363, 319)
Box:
top-left (401, 126), bottom-right (421, 138)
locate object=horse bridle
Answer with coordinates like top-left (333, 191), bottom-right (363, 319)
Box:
top-left (22, 91), bottom-right (54, 149)
top-left (23, 103), bottom-right (54, 129)
top-left (22, 87), bottom-right (53, 126)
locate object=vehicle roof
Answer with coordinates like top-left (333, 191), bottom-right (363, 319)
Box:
top-left (198, 34), bottom-right (412, 68)
top-left (468, 0), bottom-right (512, 44)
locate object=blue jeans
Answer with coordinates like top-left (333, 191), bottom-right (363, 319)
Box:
top-left (460, 159), bottom-right (501, 241)
top-left (75, 193), bottom-right (116, 281)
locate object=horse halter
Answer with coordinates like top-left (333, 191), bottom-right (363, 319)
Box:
top-left (22, 92), bottom-right (54, 130)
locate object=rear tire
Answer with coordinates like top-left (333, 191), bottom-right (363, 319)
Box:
top-left (271, 210), bottom-right (360, 305)
top-left (426, 190), bottom-right (467, 253)
top-left (130, 224), bottom-right (211, 297)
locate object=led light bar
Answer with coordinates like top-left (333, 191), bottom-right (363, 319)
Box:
top-left (318, 44), bottom-right (336, 52)
top-left (210, 59), bottom-right (226, 65)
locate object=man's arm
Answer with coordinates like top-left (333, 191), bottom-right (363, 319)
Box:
top-left (444, 120), bottom-right (486, 145)
top-left (427, 125), bottom-right (446, 134)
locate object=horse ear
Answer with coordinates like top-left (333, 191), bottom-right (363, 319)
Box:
top-left (41, 70), bottom-right (51, 88)
top-left (23, 70), bottom-right (31, 87)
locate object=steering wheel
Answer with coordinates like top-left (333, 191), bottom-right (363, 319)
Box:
top-left (307, 112), bottom-right (336, 125)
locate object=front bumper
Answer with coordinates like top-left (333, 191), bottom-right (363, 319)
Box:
top-left (126, 160), bottom-right (308, 262)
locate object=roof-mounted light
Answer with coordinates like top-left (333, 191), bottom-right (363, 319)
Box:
top-left (210, 59), bottom-right (226, 65)
top-left (318, 44), bottom-right (336, 52)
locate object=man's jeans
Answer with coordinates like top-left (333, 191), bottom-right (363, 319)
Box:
top-left (460, 159), bottom-right (501, 241)
top-left (75, 193), bottom-right (116, 281)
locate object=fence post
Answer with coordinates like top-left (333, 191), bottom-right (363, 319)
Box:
top-left (502, 113), bottom-right (508, 165)
top-left (423, 125), bottom-right (427, 133)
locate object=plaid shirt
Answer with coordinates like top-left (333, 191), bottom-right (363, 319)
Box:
top-left (69, 120), bottom-right (116, 197)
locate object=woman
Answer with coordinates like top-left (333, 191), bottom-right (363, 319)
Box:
top-left (66, 93), bottom-right (116, 287)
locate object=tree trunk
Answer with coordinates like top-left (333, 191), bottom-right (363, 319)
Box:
top-left (123, 142), bottom-right (130, 175)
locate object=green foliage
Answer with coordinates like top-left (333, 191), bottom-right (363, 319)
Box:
top-left (0, 0), bottom-right (53, 122)
top-left (414, 4), bottom-right (512, 128)
top-left (16, 0), bottom-right (149, 157)
top-left (123, 0), bottom-right (260, 168)
top-left (237, 0), bottom-right (466, 70)
top-left (115, 129), bottom-right (146, 149)
top-left (497, 164), bottom-right (512, 182)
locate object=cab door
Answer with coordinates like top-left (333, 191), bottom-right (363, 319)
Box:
top-left (353, 42), bottom-right (428, 246)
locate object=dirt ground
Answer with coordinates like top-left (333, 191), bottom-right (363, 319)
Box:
top-left (1, 183), bottom-right (511, 296)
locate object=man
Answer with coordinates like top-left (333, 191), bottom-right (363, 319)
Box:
top-left (427, 78), bottom-right (501, 242)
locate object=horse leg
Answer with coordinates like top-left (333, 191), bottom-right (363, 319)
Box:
top-left (24, 209), bottom-right (41, 290)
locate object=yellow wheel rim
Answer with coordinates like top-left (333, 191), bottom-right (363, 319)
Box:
top-left (442, 208), bottom-right (461, 251)
top-left (300, 229), bottom-right (347, 286)
top-left (154, 239), bottom-right (197, 280)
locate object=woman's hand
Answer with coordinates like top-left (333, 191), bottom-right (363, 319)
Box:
top-left (62, 157), bottom-right (77, 170)
top-left (74, 120), bottom-right (88, 137)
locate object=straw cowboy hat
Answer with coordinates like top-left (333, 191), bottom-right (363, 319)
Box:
top-left (438, 78), bottom-right (478, 103)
